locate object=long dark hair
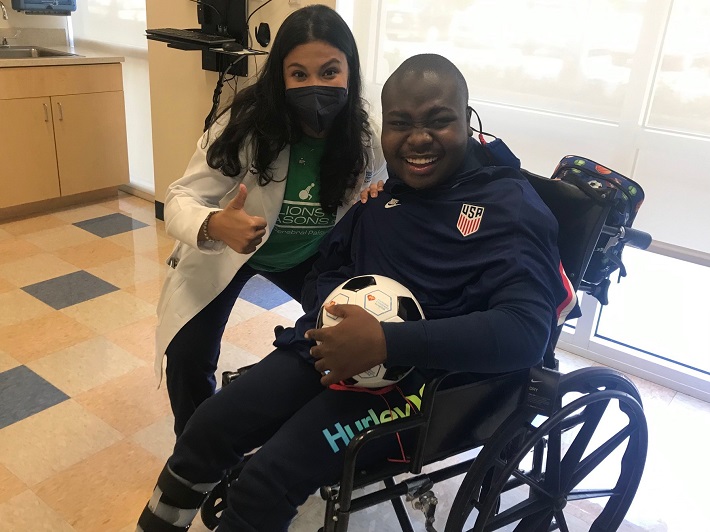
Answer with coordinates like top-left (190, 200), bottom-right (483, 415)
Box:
top-left (206, 5), bottom-right (371, 213)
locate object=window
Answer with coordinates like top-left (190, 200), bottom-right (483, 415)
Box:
top-left (340, 0), bottom-right (710, 401)
top-left (595, 248), bottom-right (710, 375)
top-left (646, 0), bottom-right (710, 137)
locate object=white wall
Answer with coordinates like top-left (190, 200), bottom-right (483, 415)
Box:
top-left (71, 0), bottom-right (155, 194)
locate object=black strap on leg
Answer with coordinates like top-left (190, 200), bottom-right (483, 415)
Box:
top-left (137, 506), bottom-right (189, 532)
top-left (156, 466), bottom-right (212, 509)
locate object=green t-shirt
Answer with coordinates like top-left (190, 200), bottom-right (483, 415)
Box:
top-left (248, 136), bottom-right (337, 272)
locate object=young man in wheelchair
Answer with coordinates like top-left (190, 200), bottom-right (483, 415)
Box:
top-left (137, 54), bottom-right (578, 532)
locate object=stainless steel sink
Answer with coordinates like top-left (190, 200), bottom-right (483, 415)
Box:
top-left (0, 46), bottom-right (80, 59)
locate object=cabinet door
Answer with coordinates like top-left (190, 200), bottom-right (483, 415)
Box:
top-left (52, 91), bottom-right (129, 196)
top-left (0, 97), bottom-right (60, 208)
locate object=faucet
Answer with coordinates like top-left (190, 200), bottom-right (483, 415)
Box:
top-left (1, 1), bottom-right (9, 46)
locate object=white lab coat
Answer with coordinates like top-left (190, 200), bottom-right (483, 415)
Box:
top-left (154, 117), bottom-right (387, 383)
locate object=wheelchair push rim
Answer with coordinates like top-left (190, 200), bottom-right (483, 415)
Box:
top-left (445, 368), bottom-right (648, 532)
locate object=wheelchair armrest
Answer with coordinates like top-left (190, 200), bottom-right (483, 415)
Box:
top-left (338, 414), bottom-right (428, 514)
top-left (334, 375), bottom-right (460, 505)
top-left (338, 370), bottom-right (530, 492)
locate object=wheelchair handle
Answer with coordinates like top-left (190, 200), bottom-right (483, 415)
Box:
top-left (602, 225), bottom-right (652, 250)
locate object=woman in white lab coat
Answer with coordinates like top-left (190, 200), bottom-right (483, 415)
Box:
top-left (156, 5), bottom-right (387, 436)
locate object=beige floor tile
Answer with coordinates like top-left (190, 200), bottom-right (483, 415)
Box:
top-left (130, 414), bottom-right (175, 461)
top-left (216, 341), bottom-right (264, 385)
top-left (74, 367), bottom-right (171, 435)
top-left (61, 291), bottom-right (155, 334)
top-left (0, 350), bottom-right (20, 373)
top-left (117, 192), bottom-right (153, 209)
top-left (0, 214), bottom-right (67, 237)
top-left (0, 289), bottom-right (54, 327)
top-left (272, 299), bottom-right (306, 322)
top-left (0, 400), bottom-right (122, 486)
top-left (121, 205), bottom-right (159, 227)
top-left (51, 202), bottom-right (117, 224)
top-left (0, 312), bottom-right (96, 363)
top-left (223, 311), bottom-right (295, 358)
top-left (139, 243), bottom-right (178, 266)
top-left (86, 255), bottom-right (163, 289)
top-left (0, 237), bottom-right (43, 265)
top-left (27, 336), bottom-right (145, 396)
top-left (0, 275), bottom-right (16, 293)
top-left (22, 224), bottom-right (100, 252)
top-left (123, 277), bottom-right (165, 306)
top-left (34, 440), bottom-right (164, 532)
top-left (116, 194), bottom-right (157, 222)
top-left (626, 373), bottom-right (677, 408)
top-left (0, 464), bottom-right (27, 504)
top-left (104, 315), bottom-right (158, 364)
top-left (55, 238), bottom-right (135, 269)
top-left (0, 490), bottom-right (76, 532)
top-left (0, 253), bottom-right (78, 287)
top-left (225, 298), bottom-right (268, 328)
top-left (108, 226), bottom-right (175, 255)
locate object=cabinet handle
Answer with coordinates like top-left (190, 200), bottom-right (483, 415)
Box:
top-left (43, 103), bottom-right (49, 122)
top-left (57, 102), bottom-right (64, 121)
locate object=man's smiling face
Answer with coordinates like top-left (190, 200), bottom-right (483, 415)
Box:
top-left (381, 70), bottom-right (470, 189)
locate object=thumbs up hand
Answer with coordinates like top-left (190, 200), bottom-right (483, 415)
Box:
top-left (206, 184), bottom-right (268, 254)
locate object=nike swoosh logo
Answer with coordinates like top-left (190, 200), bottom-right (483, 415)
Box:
top-left (385, 200), bottom-right (400, 209)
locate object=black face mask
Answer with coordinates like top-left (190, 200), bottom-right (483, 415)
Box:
top-left (285, 85), bottom-right (348, 135)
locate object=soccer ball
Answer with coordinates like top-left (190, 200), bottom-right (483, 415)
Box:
top-left (316, 275), bottom-right (425, 388)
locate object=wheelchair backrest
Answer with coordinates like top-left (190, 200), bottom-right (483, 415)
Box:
top-left (521, 169), bottom-right (612, 293)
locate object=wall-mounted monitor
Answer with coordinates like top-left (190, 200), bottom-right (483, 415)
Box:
top-left (11, 0), bottom-right (76, 16)
top-left (197, 0), bottom-right (248, 44)
top-left (197, 0), bottom-right (248, 76)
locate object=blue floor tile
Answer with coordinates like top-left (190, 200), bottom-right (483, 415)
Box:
top-left (74, 213), bottom-right (148, 237)
top-left (22, 270), bottom-right (119, 310)
top-left (239, 275), bottom-right (294, 310)
top-left (0, 366), bottom-right (69, 429)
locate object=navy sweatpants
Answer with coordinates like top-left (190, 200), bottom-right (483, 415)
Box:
top-left (168, 349), bottom-right (428, 531)
top-left (165, 255), bottom-right (318, 436)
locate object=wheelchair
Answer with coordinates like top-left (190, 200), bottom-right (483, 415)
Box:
top-left (201, 168), bottom-right (652, 532)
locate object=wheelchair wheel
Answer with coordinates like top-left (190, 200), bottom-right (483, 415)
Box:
top-left (445, 367), bottom-right (648, 532)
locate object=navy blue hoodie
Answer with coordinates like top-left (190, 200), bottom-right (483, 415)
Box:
top-left (275, 139), bottom-right (577, 374)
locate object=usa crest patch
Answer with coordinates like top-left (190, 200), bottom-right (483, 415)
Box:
top-left (457, 204), bottom-right (484, 236)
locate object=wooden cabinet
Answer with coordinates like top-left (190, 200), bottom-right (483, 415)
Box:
top-left (0, 63), bottom-right (129, 210)
top-left (52, 90), bottom-right (129, 196)
top-left (0, 97), bottom-right (60, 208)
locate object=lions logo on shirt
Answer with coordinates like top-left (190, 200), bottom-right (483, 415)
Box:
top-left (457, 204), bottom-right (484, 237)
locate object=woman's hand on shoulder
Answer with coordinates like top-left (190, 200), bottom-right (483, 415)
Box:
top-left (208, 184), bottom-right (267, 254)
top-left (360, 180), bottom-right (385, 203)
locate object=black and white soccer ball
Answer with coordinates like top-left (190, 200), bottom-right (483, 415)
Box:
top-left (316, 275), bottom-right (425, 388)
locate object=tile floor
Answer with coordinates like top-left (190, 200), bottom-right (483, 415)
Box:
top-left (0, 192), bottom-right (708, 531)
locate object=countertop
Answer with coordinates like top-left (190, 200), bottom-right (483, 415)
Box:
top-left (0, 43), bottom-right (125, 68)
top-left (0, 32), bottom-right (126, 68)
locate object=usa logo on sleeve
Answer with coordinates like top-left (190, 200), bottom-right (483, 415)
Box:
top-left (457, 204), bottom-right (484, 237)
